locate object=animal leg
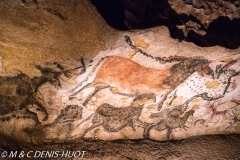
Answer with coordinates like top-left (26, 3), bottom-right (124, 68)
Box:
top-left (69, 56), bottom-right (113, 95)
top-left (143, 124), bottom-right (156, 139)
top-left (169, 90), bottom-right (178, 105)
top-left (83, 85), bottom-right (110, 106)
top-left (93, 128), bottom-right (100, 140)
top-left (70, 82), bottom-right (92, 98)
top-left (158, 91), bottom-right (172, 110)
top-left (226, 115), bottom-right (240, 129)
top-left (166, 126), bottom-right (173, 140)
top-left (132, 118), bottom-right (145, 131)
top-left (81, 123), bottom-right (102, 139)
top-left (130, 120), bottom-right (136, 132)
top-left (103, 122), bottom-right (128, 132)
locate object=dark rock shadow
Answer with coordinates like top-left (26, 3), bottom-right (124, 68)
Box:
top-left (91, 0), bottom-right (240, 49)
top-left (186, 17), bottom-right (240, 49)
top-left (1, 134), bottom-right (240, 159)
top-left (91, 0), bottom-right (185, 40)
top-left (91, 0), bottom-right (127, 30)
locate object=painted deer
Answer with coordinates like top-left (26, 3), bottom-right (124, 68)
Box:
top-left (163, 59), bottom-right (240, 112)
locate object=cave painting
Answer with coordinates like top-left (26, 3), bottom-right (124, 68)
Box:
top-left (0, 35), bottom-right (240, 143)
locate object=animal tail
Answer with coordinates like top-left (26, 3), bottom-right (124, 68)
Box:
top-left (69, 56), bottom-right (113, 96)
top-left (125, 35), bottom-right (187, 63)
top-left (194, 119), bottom-right (205, 126)
top-left (143, 124), bottom-right (155, 139)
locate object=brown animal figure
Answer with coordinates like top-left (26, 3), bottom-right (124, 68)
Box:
top-left (0, 108), bottom-right (40, 125)
top-left (71, 55), bottom-right (172, 104)
top-left (73, 55), bottom-right (212, 93)
top-left (70, 36), bottom-right (213, 109)
top-left (44, 105), bottom-right (83, 126)
top-left (81, 93), bottom-right (155, 139)
top-left (35, 105), bottom-right (83, 141)
top-left (144, 109), bottom-right (194, 140)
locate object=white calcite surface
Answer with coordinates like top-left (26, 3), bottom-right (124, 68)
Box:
top-left (0, 26), bottom-right (240, 143)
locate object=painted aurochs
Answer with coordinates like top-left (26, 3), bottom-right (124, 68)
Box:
top-left (0, 33), bottom-right (240, 143)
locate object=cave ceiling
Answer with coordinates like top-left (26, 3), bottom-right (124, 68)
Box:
top-left (92, 0), bottom-right (240, 49)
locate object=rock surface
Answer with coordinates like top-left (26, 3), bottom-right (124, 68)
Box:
top-left (1, 134), bottom-right (240, 159)
top-left (0, 0), bottom-right (240, 158)
top-left (1, 24), bottom-right (240, 142)
top-left (0, 0), bottom-right (110, 77)
top-left (92, 0), bottom-right (240, 49)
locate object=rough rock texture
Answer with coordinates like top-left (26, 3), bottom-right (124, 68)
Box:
top-left (171, 0), bottom-right (240, 25)
top-left (0, 0), bottom-right (111, 77)
top-left (171, 0), bottom-right (240, 49)
top-left (91, 0), bottom-right (240, 49)
top-left (0, 134), bottom-right (240, 159)
top-left (1, 24), bottom-right (240, 143)
top-left (0, 0), bottom-right (240, 159)
top-left (3, 0), bottom-right (240, 49)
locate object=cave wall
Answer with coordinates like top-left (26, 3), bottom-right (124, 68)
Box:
top-left (92, 0), bottom-right (240, 49)
top-left (0, 0), bottom-right (240, 159)
top-left (0, 0), bottom-right (111, 77)
top-left (2, 26), bottom-right (240, 143)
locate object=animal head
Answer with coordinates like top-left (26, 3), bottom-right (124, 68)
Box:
top-left (132, 93), bottom-right (156, 107)
top-left (214, 69), bottom-right (236, 95)
top-left (170, 64), bottom-right (237, 108)
top-left (187, 110), bottom-right (195, 116)
top-left (218, 70), bottom-right (236, 83)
